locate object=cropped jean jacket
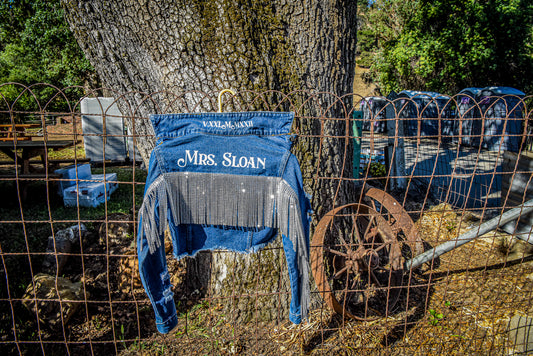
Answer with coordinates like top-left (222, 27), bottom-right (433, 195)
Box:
top-left (137, 111), bottom-right (312, 333)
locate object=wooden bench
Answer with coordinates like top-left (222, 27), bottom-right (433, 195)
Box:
top-left (0, 124), bottom-right (40, 142)
top-left (0, 173), bottom-right (61, 180)
top-left (47, 158), bottom-right (90, 165)
top-left (0, 158), bottom-right (90, 167)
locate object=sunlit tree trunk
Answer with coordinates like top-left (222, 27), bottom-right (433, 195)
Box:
top-left (63, 0), bottom-right (357, 322)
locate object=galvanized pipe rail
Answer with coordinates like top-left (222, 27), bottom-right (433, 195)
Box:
top-left (405, 199), bottom-right (533, 270)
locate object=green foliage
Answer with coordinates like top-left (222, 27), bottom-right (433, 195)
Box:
top-left (0, 0), bottom-right (97, 113)
top-left (357, 51), bottom-right (374, 68)
top-left (359, 0), bottom-right (533, 94)
top-left (367, 162), bottom-right (386, 177)
top-left (428, 308), bottom-right (444, 325)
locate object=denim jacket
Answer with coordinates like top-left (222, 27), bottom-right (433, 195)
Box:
top-left (137, 111), bottom-right (312, 334)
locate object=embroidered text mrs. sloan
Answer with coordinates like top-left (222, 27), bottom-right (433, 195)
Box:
top-left (177, 150), bottom-right (266, 169)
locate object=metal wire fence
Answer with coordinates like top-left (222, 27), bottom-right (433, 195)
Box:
top-left (0, 83), bottom-right (532, 355)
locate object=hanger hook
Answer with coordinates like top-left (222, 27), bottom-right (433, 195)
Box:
top-left (218, 89), bottom-right (236, 113)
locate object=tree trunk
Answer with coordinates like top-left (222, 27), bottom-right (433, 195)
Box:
top-left (63, 0), bottom-right (357, 323)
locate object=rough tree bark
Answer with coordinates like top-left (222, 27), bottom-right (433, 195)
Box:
top-left (62, 0), bottom-right (357, 323)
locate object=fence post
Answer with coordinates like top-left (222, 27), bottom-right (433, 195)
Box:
top-left (386, 95), bottom-right (406, 190)
top-left (352, 111), bottom-right (363, 179)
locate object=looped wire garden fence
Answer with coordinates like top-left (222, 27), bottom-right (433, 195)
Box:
top-left (0, 83), bottom-right (532, 355)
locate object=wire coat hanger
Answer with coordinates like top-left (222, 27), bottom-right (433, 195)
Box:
top-left (218, 89), bottom-right (235, 113)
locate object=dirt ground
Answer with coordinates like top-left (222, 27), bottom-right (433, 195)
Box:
top-left (115, 204), bottom-right (533, 355)
top-left (5, 198), bottom-right (533, 355)
top-left (353, 61), bottom-right (379, 98)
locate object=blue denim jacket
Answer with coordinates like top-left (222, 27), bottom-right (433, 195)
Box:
top-left (137, 112), bottom-right (312, 333)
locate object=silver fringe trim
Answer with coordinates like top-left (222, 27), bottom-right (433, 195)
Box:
top-left (138, 171), bottom-right (310, 321)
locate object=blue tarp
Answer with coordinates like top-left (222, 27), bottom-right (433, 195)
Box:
top-left (360, 87), bottom-right (525, 153)
top-left (457, 86), bottom-right (525, 152)
top-left (395, 90), bottom-right (455, 138)
top-left (456, 87), bottom-right (482, 146)
top-left (360, 96), bottom-right (388, 133)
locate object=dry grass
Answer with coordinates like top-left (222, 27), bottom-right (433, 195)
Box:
top-left (353, 61), bottom-right (378, 99)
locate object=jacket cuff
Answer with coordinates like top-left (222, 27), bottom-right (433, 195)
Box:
top-left (289, 312), bottom-right (302, 324)
top-left (156, 312), bottom-right (178, 334)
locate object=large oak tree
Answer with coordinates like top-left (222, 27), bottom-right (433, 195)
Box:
top-left (62, 0), bottom-right (357, 322)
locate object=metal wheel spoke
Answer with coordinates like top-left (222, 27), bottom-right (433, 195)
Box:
top-left (351, 215), bottom-right (362, 246)
top-left (333, 265), bottom-right (350, 279)
top-left (389, 220), bottom-right (401, 235)
top-left (327, 248), bottom-right (349, 257)
top-left (374, 243), bottom-right (389, 253)
top-left (366, 228), bottom-right (379, 241)
top-left (364, 215), bottom-right (376, 238)
top-left (350, 277), bottom-right (359, 290)
top-left (369, 199), bottom-right (377, 212)
top-left (338, 235), bottom-right (349, 247)
top-left (334, 222), bottom-right (350, 247)
top-left (368, 270), bottom-right (382, 287)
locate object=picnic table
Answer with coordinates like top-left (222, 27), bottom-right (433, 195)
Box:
top-left (0, 139), bottom-right (84, 201)
top-left (0, 124), bottom-right (40, 142)
top-left (0, 139), bottom-right (78, 175)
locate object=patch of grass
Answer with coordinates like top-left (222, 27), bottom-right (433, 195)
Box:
top-left (0, 143), bottom-right (85, 162)
top-left (368, 162), bottom-right (387, 177)
top-left (428, 308), bottom-right (445, 326)
top-left (0, 164), bottom-right (147, 351)
top-left (47, 143), bottom-right (86, 160)
top-left (446, 221), bottom-right (457, 232)
top-left (49, 166), bottom-right (147, 222)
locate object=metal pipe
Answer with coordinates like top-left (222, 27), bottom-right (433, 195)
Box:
top-left (405, 199), bottom-right (533, 270)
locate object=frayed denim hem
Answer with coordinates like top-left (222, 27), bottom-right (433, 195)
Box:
top-left (289, 312), bottom-right (302, 325)
top-left (156, 314), bottom-right (178, 334)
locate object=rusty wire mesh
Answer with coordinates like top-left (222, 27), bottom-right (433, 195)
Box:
top-left (0, 83), bottom-right (532, 355)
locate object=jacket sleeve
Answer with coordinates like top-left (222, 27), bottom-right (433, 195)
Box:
top-left (280, 154), bottom-right (312, 324)
top-left (137, 153), bottom-right (178, 334)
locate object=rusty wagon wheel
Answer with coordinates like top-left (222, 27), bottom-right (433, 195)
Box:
top-left (363, 187), bottom-right (425, 258)
top-left (311, 203), bottom-right (404, 320)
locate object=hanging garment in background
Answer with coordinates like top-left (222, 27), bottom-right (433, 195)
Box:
top-left (137, 111), bottom-right (312, 333)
